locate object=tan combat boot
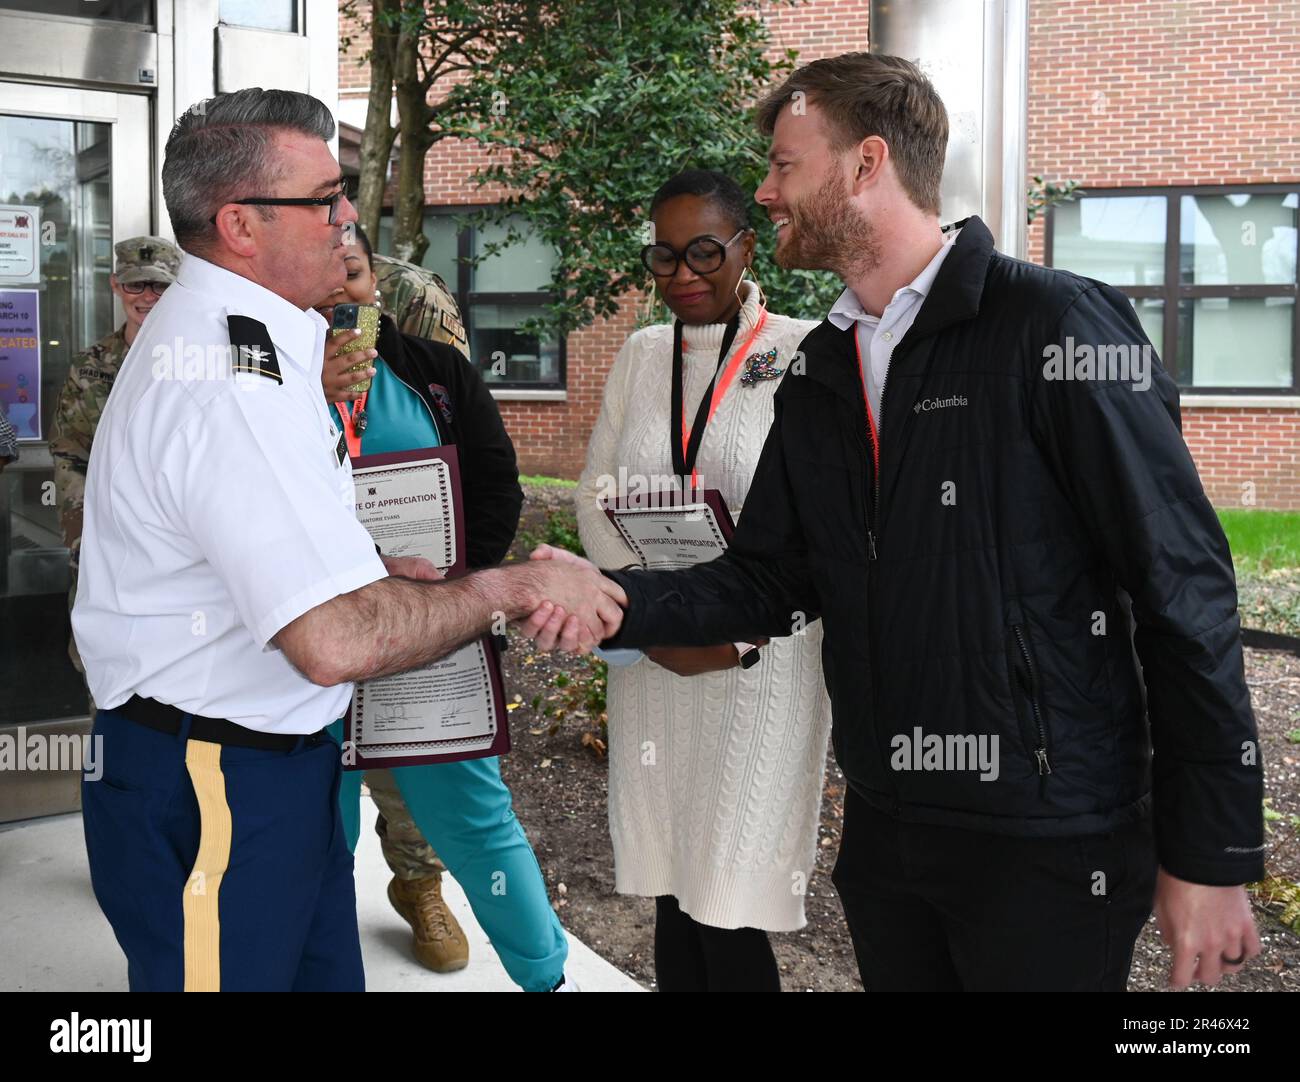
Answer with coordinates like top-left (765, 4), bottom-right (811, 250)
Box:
top-left (388, 875), bottom-right (470, 973)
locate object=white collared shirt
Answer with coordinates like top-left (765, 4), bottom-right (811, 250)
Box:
top-left (72, 254), bottom-right (388, 734)
top-left (828, 228), bottom-right (958, 425)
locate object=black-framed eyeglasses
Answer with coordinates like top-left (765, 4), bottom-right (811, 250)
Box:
top-left (119, 280), bottom-right (170, 296)
top-left (207, 188), bottom-right (350, 226)
top-left (641, 229), bottom-right (748, 277)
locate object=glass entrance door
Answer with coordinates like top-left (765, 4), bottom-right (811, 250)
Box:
top-left (0, 83), bottom-right (150, 821)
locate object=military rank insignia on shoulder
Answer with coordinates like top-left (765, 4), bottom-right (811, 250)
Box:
top-left (227, 314), bottom-right (283, 384)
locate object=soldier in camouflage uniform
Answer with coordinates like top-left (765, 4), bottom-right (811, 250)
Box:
top-left (49, 236), bottom-right (182, 697)
top-left (371, 251), bottom-right (469, 355)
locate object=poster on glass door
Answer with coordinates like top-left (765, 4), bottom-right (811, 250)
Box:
top-left (0, 289), bottom-right (40, 440)
top-left (0, 205), bottom-right (40, 284)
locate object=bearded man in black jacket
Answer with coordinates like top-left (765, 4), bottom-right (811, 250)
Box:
top-left (524, 52), bottom-right (1266, 992)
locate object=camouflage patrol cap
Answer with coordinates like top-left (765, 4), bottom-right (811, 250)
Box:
top-left (114, 235), bottom-right (182, 285)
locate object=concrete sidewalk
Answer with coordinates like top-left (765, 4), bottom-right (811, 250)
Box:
top-left (0, 804), bottom-right (641, 992)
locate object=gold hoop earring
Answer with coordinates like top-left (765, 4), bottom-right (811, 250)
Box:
top-left (640, 273), bottom-right (661, 326)
top-left (734, 266), bottom-right (768, 323)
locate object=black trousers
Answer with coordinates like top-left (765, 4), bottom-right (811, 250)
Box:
top-left (831, 785), bottom-right (1157, 992)
top-left (654, 895), bottom-right (781, 992)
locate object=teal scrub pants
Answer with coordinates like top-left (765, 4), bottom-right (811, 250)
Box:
top-left (331, 723), bottom-right (568, 992)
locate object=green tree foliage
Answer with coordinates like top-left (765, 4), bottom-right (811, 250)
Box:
top-left (1027, 175), bottom-right (1083, 224)
top-left (342, 0), bottom-right (531, 262)
top-left (433, 0), bottom-right (843, 335)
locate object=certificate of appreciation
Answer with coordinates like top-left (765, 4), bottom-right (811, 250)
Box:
top-left (345, 446), bottom-right (509, 768)
top-left (352, 446), bottom-right (465, 573)
top-left (603, 488), bottom-right (736, 570)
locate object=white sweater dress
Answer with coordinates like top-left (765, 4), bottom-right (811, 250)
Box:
top-left (576, 282), bottom-right (833, 932)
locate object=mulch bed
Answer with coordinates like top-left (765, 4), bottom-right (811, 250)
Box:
top-left (496, 485), bottom-right (1300, 991)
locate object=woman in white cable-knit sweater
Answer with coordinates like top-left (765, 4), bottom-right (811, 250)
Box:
top-left (575, 170), bottom-right (832, 992)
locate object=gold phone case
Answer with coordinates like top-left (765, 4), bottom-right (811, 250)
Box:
top-left (331, 303), bottom-right (380, 393)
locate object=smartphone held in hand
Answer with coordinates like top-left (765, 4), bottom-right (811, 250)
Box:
top-left (331, 302), bottom-right (380, 393)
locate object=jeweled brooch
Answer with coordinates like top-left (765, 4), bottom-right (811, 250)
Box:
top-left (740, 347), bottom-right (783, 385)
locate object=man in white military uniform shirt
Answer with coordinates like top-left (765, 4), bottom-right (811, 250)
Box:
top-left (73, 88), bottom-right (626, 992)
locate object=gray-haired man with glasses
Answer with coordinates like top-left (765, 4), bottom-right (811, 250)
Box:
top-left (72, 88), bottom-right (623, 991)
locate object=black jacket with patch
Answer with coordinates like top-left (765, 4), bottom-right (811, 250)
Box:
top-left (604, 216), bottom-right (1264, 886)
top-left (377, 314), bottom-right (522, 570)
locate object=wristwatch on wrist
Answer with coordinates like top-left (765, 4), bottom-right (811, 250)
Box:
top-left (735, 641), bottom-right (762, 670)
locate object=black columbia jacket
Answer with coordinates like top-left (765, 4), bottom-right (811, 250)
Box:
top-left (605, 217), bottom-right (1264, 886)
top-left (376, 314), bottom-right (522, 570)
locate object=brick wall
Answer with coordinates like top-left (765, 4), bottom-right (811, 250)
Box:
top-left (340, 0), bottom-right (1299, 504)
top-left (495, 312), bottom-right (636, 479)
top-left (338, 4), bottom-right (367, 91)
top-left (1027, 0), bottom-right (1300, 509)
top-left (1026, 0), bottom-right (1299, 263)
top-left (1182, 408), bottom-right (1300, 511)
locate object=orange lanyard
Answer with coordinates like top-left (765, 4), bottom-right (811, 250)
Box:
top-left (678, 308), bottom-right (768, 487)
top-left (336, 391), bottom-right (368, 460)
top-left (852, 329), bottom-right (881, 478)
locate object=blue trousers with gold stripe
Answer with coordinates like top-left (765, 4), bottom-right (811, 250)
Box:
top-left (82, 708), bottom-right (363, 992)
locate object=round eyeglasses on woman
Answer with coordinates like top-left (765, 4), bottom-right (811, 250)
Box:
top-left (119, 280), bottom-right (170, 296)
top-left (641, 228), bottom-right (748, 277)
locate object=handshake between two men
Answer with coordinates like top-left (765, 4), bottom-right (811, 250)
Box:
top-left (275, 542), bottom-right (630, 689)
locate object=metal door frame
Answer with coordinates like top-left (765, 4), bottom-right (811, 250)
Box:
top-left (0, 82), bottom-right (152, 823)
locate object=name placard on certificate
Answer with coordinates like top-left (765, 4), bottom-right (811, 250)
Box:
top-left (345, 445), bottom-right (509, 768)
top-left (603, 488), bottom-right (736, 570)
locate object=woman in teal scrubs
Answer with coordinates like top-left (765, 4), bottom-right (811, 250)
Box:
top-left (318, 227), bottom-right (573, 992)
